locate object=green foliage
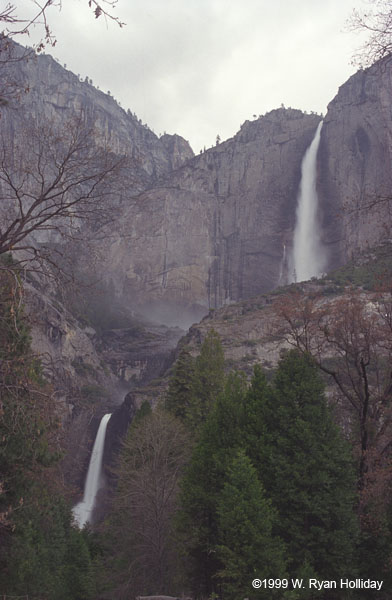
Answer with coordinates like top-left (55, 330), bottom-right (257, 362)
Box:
top-left (189, 329), bottom-right (225, 430)
top-left (179, 372), bottom-right (248, 596)
top-left (65, 527), bottom-right (95, 599)
top-left (165, 348), bottom-right (196, 420)
top-left (247, 351), bottom-right (359, 586)
top-left (132, 400), bottom-right (152, 424)
top-left (216, 450), bottom-right (286, 600)
top-left (166, 329), bottom-right (225, 433)
top-left (326, 242), bottom-right (392, 290)
top-left (0, 266), bottom-right (96, 599)
top-left (180, 352), bottom-right (359, 598)
top-left (0, 269), bottom-right (58, 527)
top-left (3, 495), bottom-right (96, 599)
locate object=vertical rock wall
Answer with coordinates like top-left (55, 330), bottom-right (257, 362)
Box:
top-left (319, 58), bottom-right (392, 267)
top-left (99, 109), bottom-right (322, 324)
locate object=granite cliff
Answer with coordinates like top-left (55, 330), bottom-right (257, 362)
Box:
top-left (97, 109), bottom-right (322, 326)
top-left (83, 60), bottom-right (392, 326)
top-left (2, 41), bottom-right (392, 518)
top-left (3, 44), bottom-right (392, 330)
top-left (0, 42), bottom-right (193, 189)
top-left (319, 58), bottom-right (392, 268)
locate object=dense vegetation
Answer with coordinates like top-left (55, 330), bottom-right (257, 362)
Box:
top-left (176, 347), bottom-right (358, 600)
top-left (0, 263), bottom-right (97, 599)
top-left (99, 319), bottom-right (392, 600)
top-left (2, 271), bottom-right (392, 599)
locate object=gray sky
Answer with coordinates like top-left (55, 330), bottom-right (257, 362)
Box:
top-left (12, 0), bottom-right (368, 152)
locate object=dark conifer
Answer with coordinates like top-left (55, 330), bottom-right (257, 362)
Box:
top-left (165, 348), bottom-right (196, 420)
top-left (247, 350), bottom-right (359, 584)
top-left (216, 449), bottom-right (286, 600)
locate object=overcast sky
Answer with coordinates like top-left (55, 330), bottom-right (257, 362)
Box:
top-left (12, 0), bottom-right (368, 152)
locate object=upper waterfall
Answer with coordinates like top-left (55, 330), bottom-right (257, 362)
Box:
top-left (73, 413), bottom-right (112, 528)
top-left (291, 121), bottom-right (326, 282)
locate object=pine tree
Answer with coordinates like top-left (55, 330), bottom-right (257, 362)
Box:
top-left (0, 264), bottom-right (95, 599)
top-left (179, 372), bottom-right (247, 596)
top-left (186, 329), bottom-right (225, 431)
top-left (216, 450), bottom-right (286, 600)
top-left (165, 348), bottom-right (195, 420)
top-left (246, 351), bottom-right (359, 585)
top-left (166, 330), bottom-right (225, 432)
top-left (65, 528), bottom-right (95, 599)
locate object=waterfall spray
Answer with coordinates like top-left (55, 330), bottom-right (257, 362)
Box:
top-left (73, 413), bottom-right (112, 528)
top-left (291, 121), bottom-right (326, 282)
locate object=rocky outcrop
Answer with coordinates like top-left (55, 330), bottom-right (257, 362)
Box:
top-left (99, 323), bottom-right (183, 385)
top-left (25, 281), bottom-right (120, 410)
top-left (104, 392), bottom-right (138, 469)
top-left (99, 109), bottom-right (322, 325)
top-left (1, 42), bottom-right (194, 189)
top-left (160, 133), bottom-right (194, 170)
top-left (5, 42), bottom-right (392, 331)
top-left (97, 59), bottom-right (392, 322)
top-left (319, 57), bottom-right (392, 268)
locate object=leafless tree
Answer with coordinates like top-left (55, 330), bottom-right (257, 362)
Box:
top-left (0, 1), bottom-right (125, 105)
top-left (272, 287), bottom-right (392, 491)
top-left (1, 1), bottom-right (124, 50)
top-left (348, 0), bottom-right (392, 67)
top-left (104, 409), bottom-right (191, 599)
top-left (0, 112), bottom-right (127, 277)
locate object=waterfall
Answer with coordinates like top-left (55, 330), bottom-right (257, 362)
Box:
top-left (72, 413), bottom-right (112, 528)
top-left (291, 121), bottom-right (326, 282)
top-left (278, 243), bottom-right (288, 285)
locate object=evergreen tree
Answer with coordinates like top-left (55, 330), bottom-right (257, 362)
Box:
top-left (4, 495), bottom-right (95, 599)
top-left (246, 351), bottom-right (359, 587)
top-left (216, 450), bottom-right (286, 600)
top-left (179, 352), bottom-right (359, 598)
top-left (133, 399), bottom-right (152, 424)
top-left (166, 330), bottom-right (225, 432)
top-left (0, 264), bottom-right (96, 599)
top-left (65, 528), bottom-right (95, 599)
top-left (179, 372), bottom-right (247, 596)
top-left (186, 329), bottom-right (225, 431)
top-left (165, 348), bottom-right (196, 420)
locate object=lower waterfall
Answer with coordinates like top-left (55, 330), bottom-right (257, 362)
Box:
top-left (73, 413), bottom-right (112, 528)
top-left (291, 121), bottom-right (326, 282)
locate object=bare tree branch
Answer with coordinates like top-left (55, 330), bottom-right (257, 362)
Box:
top-left (0, 111), bottom-right (131, 277)
top-left (272, 286), bottom-right (392, 492)
top-left (1, 1), bottom-right (125, 51)
top-left (348, 0), bottom-right (392, 67)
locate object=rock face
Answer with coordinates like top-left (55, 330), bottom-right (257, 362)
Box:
top-left (97, 60), bottom-right (392, 323)
top-left (4, 41), bottom-right (392, 520)
top-left (25, 281), bottom-right (119, 408)
top-left (99, 324), bottom-right (183, 386)
top-left (1, 42), bottom-right (194, 188)
top-left (104, 392), bottom-right (138, 469)
top-left (319, 57), bottom-right (392, 268)
top-left (99, 109), bottom-right (322, 325)
top-left (3, 43), bottom-right (392, 330)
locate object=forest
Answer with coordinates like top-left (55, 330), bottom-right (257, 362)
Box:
top-left (1, 1), bottom-right (392, 599)
top-left (2, 284), bottom-right (392, 598)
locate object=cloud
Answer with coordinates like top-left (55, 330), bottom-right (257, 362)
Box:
top-left (11, 0), bottom-right (366, 151)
